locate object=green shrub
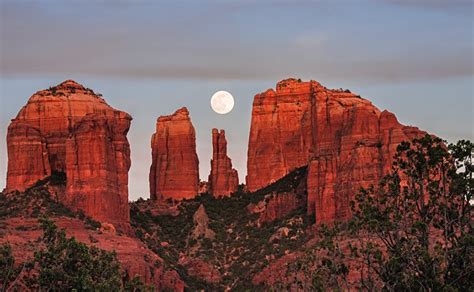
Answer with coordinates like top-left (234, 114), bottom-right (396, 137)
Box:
top-left (0, 243), bottom-right (15, 291)
top-left (31, 217), bottom-right (151, 290)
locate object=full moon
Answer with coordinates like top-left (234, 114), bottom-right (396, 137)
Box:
top-left (210, 90), bottom-right (234, 114)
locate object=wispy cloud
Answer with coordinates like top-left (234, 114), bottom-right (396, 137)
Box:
top-left (1, 1), bottom-right (472, 83)
top-left (383, 0), bottom-right (472, 7)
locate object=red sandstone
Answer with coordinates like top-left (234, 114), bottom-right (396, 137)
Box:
top-left (247, 78), bottom-right (426, 224)
top-left (149, 107), bottom-right (199, 201)
top-left (247, 192), bottom-right (304, 224)
top-left (6, 80), bottom-right (132, 225)
top-left (208, 129), bottom-right (239, 197)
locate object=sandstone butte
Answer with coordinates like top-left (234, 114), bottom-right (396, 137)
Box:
top-left (6, 80), bottom-right (132, 226)
top-left (208, 128), bottom-right (239, 197)
top-left (247, 78), bottom-right (426, 224)
top-left (149, 107), bottom-right (199, 201)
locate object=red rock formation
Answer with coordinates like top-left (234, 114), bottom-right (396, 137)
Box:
top-left (65, 113), bottom-right (131, 225)
top-left (252, 252), bottom-right (304, 287)
top-left (149, 107), bottom-right (199, 200)
top-left (308, 95), bottom-right (426, 224)
top-left (191, 204), bottom-right (215, 240)
top-left (247, 78), bottom-right (426, 224)
top-left (247, 79), bottom-right (314, 192)
top-left (198, 181), bottom-right (209, 194)
top-left (178, 257), bottom-right (222, 284)
top-left (252, 235), bottom-right (375, 290)
top-left (247, 192), bottom-right (304, 224)
top-left (6, 80), bottom-right (132, 225)
top-left (208, 129), bottom-right (239, 197)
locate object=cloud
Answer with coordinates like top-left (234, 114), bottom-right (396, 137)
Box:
top-left (384, 0), bottom-right (472, 6)
top-left (381, 0), bottom-right (473, 11)
top-left (1, 1), bottom-right (472, 83)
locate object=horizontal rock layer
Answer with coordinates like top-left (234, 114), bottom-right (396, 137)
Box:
top-left (6, 80), bottom-right (132, 225)
top-left (208, 129), bottom-right (239, 197)
top-left (247, 192), bottom-right (304, 224)
top-left (247, 78), bottom-right (426, 224)
top-left (149, 107), bottom-right (199, 201)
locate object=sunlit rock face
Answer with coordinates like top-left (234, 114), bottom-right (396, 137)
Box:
top-left (247, 79), bottom-right (315, 193)
top-left (149, 107), bottom-right (199, 201)
top-left (6, 80), bottom-right (132, 225)
top-left (247, 78), bottom-right (426, 224)
top-left (65, 113), bottom-right (132, 225)
top-left (208, 129), bottom-right (239, 197)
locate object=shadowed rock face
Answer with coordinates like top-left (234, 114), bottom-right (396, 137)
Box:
top-left (208, 129), bottom-right (239, 197)
top-left (149, 107), bottom-right (199, 201)
top-left (247, 192), bottom-right (304, 225)
top-left (247, 78), bottom-right (426, 224)
top-left (6, 80), bottom-right (132, 225)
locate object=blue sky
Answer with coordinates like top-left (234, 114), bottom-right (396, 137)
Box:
top-left (1, 0), bottom-right (472, 200)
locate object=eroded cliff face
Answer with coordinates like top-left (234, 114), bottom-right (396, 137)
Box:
top-left (247, 79), bottom-right (315, 192)
top-left (65, 113), bottom-right (132, 225)
top-left (6, 80), bottom-right (132, 225)
top-left (307, 91), bottom-right (426, 224)
top-left (208, 129), bottom-right (239, 197)
top-left (247, 78), bottom-right (426, 224)
top-left (247, 192), bottom-right (304, 225)
top-left (149, 107), bottom-right (199, 201)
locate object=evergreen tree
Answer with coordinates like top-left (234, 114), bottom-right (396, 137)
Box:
top-left (1, 218), bottom-right (151, 291)
top-left (352, 136), bottom-right (473, 290)
top-left (279, 136), bottom-right (473, 291)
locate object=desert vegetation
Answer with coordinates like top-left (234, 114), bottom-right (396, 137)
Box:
top-left (275, 137), bottom-right (473, 291)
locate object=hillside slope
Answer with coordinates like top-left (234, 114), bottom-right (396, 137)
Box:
top-left (0, 176), bottom-right (183, 290)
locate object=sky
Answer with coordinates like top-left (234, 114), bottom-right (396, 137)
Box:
top-left (1, 0), bottom-right (473, 201)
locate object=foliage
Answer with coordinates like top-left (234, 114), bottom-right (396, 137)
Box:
top-left (124, 275), bottom-right (154, 292)
top-left (49, 171), bottom-right (67, 186)
top-left (280, 136), bottom-right (473, 290)
top-left (0, 243), bottom-right (16, 292)
top-left (33, 217), bottom-right (123, 290)
top-left (130, 167), bottom-right (310, 290)
top-left (350, 136), bottom-right (473, 290)
top-left (0, 177), bottom-right (101, 231)
top-left (0, 218), bottom-right (151, 291)
top-left (276, 223), bottom-right (352, 291)
top-left (0, 178), bottom-right (73, 219)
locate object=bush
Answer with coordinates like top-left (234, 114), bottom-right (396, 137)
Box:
top-left (28, 217), bottom-right (151, 290)
top-left (34, 217), bottom-right (123, 290)
top-left (0, 243), bottom-right (15, 291)
top-left (50, 171), bottom-right (66, 186)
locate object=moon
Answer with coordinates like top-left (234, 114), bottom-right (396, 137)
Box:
top-left (210, 90), bottom-right (234, 114)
